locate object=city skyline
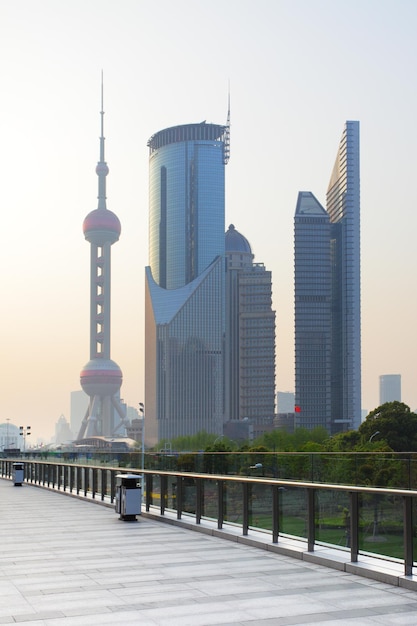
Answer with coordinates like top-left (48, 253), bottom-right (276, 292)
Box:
top-left (1, 1), bottom-right (417, 441)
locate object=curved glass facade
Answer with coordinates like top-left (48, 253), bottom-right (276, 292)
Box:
top-left (148, 123), bottom-right (226, 290)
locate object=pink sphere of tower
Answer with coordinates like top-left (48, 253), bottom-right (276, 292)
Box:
top-left (83, 207), bottom-right (121, 245)
top-left (80, 358), bottom-right (123, 398)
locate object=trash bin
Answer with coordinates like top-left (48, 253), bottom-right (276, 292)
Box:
top-left (115, 474), bottom-right (141, 521)
top-left (12, 462), bottom-right (24, 486)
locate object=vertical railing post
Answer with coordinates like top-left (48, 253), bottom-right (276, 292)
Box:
top-left (101, 469), bottom-right (106, 501)
top-left (349, 491), bottom-right (359, 562)
top-left (404, 495), bottom-right (413, 576)
top-left (110, 470), bottom-right (116, 503)
top-left (176, 476), bottom-right (183, 520)
top-left (217, 480), bottom-right (224, 529)
top-left (307, 488), bottom-right (316, 552)
top-left (146, 473), bottom-right (152, 512)
top-left (242, 482), bottom-right (249, 536)
top-left (92, 468), bottom-right (97, 499)
top-left (272, 485), bottom-right (279, 543)
top-left (196, 478), bottom-right (202, 524)
top-left (160, 474), bottom-right (167, 515)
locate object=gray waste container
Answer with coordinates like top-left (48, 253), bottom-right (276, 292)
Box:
top-left (12, 462), bottom-right (24, 486)
top-left (115, 474), bottom-right (141, 521)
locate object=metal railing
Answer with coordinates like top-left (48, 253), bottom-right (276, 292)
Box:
top-left (8, 450), bottom-right (417, 489)
top-left (1, 458), bottom-right (416, 577)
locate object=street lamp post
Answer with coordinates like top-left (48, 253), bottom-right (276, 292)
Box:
top-left (139, 403), bottom-right (145, 502)
top-left (19, 426), bottom-right (31, 453)
top-left (5, 418), bottom-right (10, 451)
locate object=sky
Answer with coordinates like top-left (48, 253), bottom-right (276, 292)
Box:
top-left (1, 0), bottom-right (416, 442)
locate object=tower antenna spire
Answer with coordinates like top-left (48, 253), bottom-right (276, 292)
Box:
top-left (224, 82), bottom-right (231, 164)
top-left (97, 70), bottom-right (108, 210)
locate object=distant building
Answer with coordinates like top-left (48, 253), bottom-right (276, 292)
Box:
top-left (0, 422), bottom-right (19, 451)
top-left (223, 419), bottom-right (254, 442)
top-left (70, 390), bottom-right (89, 438)
top-left (274, 413), bottom-right (295, 434)
top-left (277, 391), bottom-right (295, 414)
top-left (55, 415), bottom-right (73, 445)
top-left (126, 418), bottom-right (144, 443)
top-left (379, 375), bottom-right (401, 404)
top-left (295, 121), bottom-right (361, 434)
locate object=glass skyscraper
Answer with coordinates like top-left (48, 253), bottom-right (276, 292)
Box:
top-left (294, 192), bottom-right (332, 431)
top-left (145, 122), bottom-right (228, 445)
top-left (295, 121), bottom-right (361, 433)
top-left (225, 224), bottom-right (276, 438)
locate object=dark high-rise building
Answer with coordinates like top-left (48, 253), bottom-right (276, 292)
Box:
top-left (145, 121), bottom-right (229, 446)
top-left (225, 225), bottom-right (275, 437)
top-left (294, 121), bottom-right (361, 433)
top-left (294, 192), bottom-right (332, 431)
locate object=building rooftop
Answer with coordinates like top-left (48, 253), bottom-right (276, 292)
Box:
top-left (225, 223), bottom-right (252, 254)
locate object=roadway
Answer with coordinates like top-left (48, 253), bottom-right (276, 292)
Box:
top-left (1, 477), bottom-right (417, 625)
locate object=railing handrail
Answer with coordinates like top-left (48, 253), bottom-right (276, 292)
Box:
top-left (4, 458), bottom-right (417, 497)
top-left (1, 458), bottom-right (416, 577)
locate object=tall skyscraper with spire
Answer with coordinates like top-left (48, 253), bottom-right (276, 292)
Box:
top-left (77, 82), bottom-right (127, 439)
top-left (145, 120), bottom-right (229, 445)
top-left (294, 121), bottom-right (361, 433)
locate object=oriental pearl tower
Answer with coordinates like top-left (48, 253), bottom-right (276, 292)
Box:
top-left (77, 83), bottom-right (127, 440)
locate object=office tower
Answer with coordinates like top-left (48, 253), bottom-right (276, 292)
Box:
top-left (294, 192), bottom-right (332, 431)
top-left (145, 120), bottom-right (229, 446)
top-left (379, 375), bottom-right (401, 404)
top-left (77, 85), bottom-right (128, 439)
top-left (295, 121), bottom-right (361, 433)
top-left (225, 225), bottom-right (275, 437)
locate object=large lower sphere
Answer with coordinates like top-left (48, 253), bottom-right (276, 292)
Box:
top-left (80, 358), bottom-right (123, 397)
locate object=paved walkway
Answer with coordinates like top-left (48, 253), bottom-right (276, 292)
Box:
top-left (1, 478), bottom-right (417, 625)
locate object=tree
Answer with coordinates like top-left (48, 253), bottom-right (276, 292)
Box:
top-left (325, 430), bottom-right (361, 452)
top-left (359, 402), bottom-right (417, 452)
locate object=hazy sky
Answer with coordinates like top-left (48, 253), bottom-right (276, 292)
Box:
top-left (1, 0), bottom-right (416, 441)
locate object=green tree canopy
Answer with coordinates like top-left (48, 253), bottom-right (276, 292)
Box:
top-left (358, 402), bottom-right (417, 452)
